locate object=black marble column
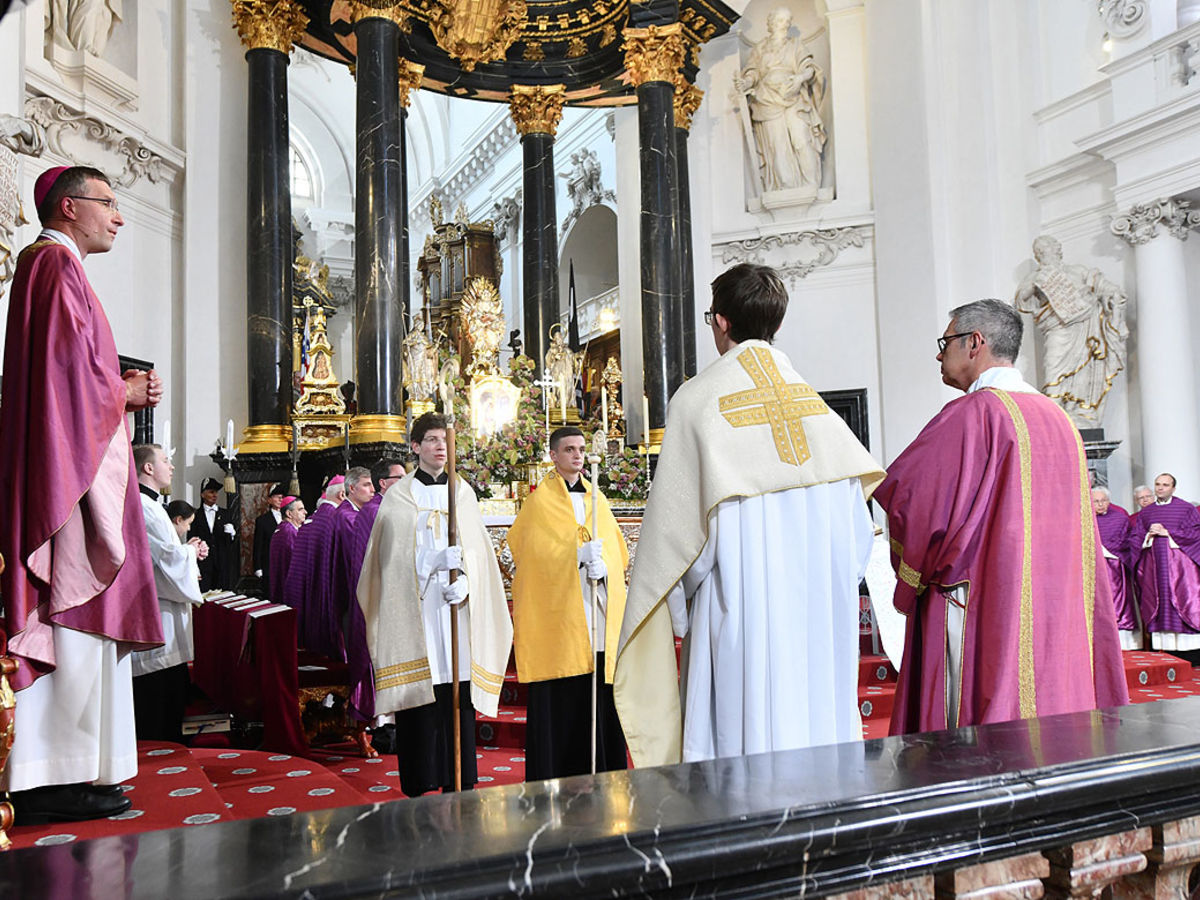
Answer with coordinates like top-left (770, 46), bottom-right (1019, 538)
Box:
top-left (245, 46), bottom-right (293, 430)
top-left (676, 124), bottom-right (696, 378)
top-left (522, 132), bottom-right (558, 372)
top-left (399, 104), bottom-right (411, 343)
top-left (354, 16), bottom-right (403, 420)
top-left (638, 81), bottom-right (683, 431)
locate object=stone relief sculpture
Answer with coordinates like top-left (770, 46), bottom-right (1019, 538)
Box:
top-left (1014, 235), bottom-right (1129, 427)
top-left (0, 114), bottom-right (46, 301)
top-left (47, 0), bottom-right (124, 57)
top-left (559, 148), bottom-right (615, 235)
top-left (734, 7), bottom-right (827, 200)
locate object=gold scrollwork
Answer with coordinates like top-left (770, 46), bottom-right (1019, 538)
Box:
top-left (508, 83), bottom-right (567, 137)
top-left (427, 0), bottom-right (527, 72)
top-left (230, 0), bottom-right (309, 54)
top-left (398, 59), bottom-right (426, 107)
top-left (349, 1), bottom-right (410, 29)
top-left (674, 81), bottom-right (703, 131)
top-left (623, 22), bottom-right (685, 87)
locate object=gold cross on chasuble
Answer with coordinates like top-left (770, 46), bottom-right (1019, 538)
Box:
top-left (719, 347), bottom-right (830, 467)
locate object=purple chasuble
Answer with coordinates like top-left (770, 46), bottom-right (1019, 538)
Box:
top-left (334, 498), bottom-right (375, 721)
top-left (1095, 509), bottom-right (1137, 632)
top-left (286, 501), bottom-right (344, 660)
top-left (269, 520), bottom-right (298, 606)
top-left (1135, 498), bottom-right (1200, 633)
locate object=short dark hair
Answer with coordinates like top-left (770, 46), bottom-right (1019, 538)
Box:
top-left (38, 166), bottom-right (112, 225)
top-left (411, 412), bottom-right (447, 444)
top-left (949, 299), bottom-right (1023, 363)
top-left (166, 500), bottom-right (195, 522)
top-left (1159, 472), bottom-right (1177, 488)
top-left (371, 457), bottom-right (404, 490)
top-left (549, 426), bottom-right (584, 452)
top-left (132, 443), bottom-right (162, 473)
top-left (710, 263), bottom-right (789, 344)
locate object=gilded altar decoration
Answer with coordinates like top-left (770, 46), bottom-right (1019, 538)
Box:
top-left (292, 250), bottom-right (346, 419)
top-left (460, 276), bottom-right (505, 377)
top-left (674, 82), bottom-right (704, 131)
top-left (601, 355), bottom-right (625, 438)
top-left (509, 83), bottom-right (567, 137)
top-left (427, 0), bottom-right (527, 72)
top-left (622, 23), bottom-right (685, 87)
top-left (231, 0), bottom-right (309, 53)
top-left (397, 59), bottom-right (426, 107)
top-left (348, 0), bottom-right (409, 28)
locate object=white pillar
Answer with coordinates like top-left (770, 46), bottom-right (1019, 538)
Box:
top-left (1113, 198), bottom-right (1200, 491)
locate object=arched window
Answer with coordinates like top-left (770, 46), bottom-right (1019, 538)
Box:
top-left (289, 144), bottom-right (314, 201)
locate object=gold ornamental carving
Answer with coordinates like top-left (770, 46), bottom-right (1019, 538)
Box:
top-left (509, 84), bottom-right (566, 137)
top-left (231, 0), bottom-right (309, 54)
top-left (349, 1), bottom-right (410, 29)
top-left (674, 82), bottom-right (703, 131)
top-left (398, 59), bottom-right (426, 107)
top-left (427, 0), bottom-right (527, 72)
top-left (623, 23), bottom-right (685, 87)
top-left (460, 276), bottom-right (505, 377)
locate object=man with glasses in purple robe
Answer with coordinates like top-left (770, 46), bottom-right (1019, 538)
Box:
top-left (1134, 473), bottom-right (1200, 662)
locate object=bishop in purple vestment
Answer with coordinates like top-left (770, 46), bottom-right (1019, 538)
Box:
top-left (285, 477), bottom-right (345, 660)
top-left (269, 497), bottom-right (306, 606)
top-left (1093, 487), bottom-right (1140, 648)
top-left (1134, 473), bottom-right (1200, 652)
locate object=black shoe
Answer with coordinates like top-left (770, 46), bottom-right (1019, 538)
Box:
top-left (11, 783), bottom-right (132, 826)
top-left (89, 783), bottom-right (126, 797)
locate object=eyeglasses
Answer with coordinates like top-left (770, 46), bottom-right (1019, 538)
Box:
top-left (68, 195), bottom-right (120, 212)
top-left (936, 332), bottom-right (974, 353)
top-left (703, 309), bottom-right (715, 326)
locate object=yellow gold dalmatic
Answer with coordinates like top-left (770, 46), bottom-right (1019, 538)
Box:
top-left (719, 347), bottom-right (830, 467)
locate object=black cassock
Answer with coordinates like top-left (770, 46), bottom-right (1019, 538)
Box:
top-left (252, 509), bottom-right (280, 595)
top-left (189, 504), bottom-right (239, 592)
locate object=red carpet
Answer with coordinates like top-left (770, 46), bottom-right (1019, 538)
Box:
top-left (8, 650), bottom-right (1199, 849)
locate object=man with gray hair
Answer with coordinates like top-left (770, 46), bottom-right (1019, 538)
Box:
top-left (875, 298), bottom-right (1128, 735)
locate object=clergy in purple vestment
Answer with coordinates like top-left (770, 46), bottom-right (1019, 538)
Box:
top-left (1093, 487), bottom-right (1140, 649)
top-left (1134, 473), bottom-right (1200, 654)
top-left (285, 477), bottom-right (345, 660)
top-left (269, 497), bottom-right (306, 606)
top-left (332, 468), bottom-right (376, 721)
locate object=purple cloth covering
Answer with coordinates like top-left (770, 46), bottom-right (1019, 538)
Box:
top-left (1134, 497), bottom-right (1200, 633)
top-left (268, 520), bottom-right (298, 606)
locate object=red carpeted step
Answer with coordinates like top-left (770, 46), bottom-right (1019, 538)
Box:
top-left (1123, 650), bottom-right (1192, 690)
top-left (6, 742), bottom-right (228, 850)
top-left (476, 705), bottom-right (527, 749)
top-left (858, 682), bottom-right (895, 722)
top-left (860, 654), bottom-right (896, 685)
top-left (501, 671), bottom-right (528, 708)
top-left (190, 747), bottom-right (374, 819)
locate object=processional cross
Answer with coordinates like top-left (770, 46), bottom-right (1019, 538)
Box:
top-left (718, 346), bottom-right (829, 467)
top-left (534, 369), bottom-right (559, 457)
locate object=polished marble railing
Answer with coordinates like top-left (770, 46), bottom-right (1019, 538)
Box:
top-left (6, 698), bottom-right (1200, 898)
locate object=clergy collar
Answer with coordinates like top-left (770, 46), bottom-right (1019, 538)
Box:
top-left (564, 475), bottom-right (586, 493)
top-left (1156, 498), bottom-right (1173, 505)
top-left (138, 483), bottom-right (160, 501)
top-left (39, 228), bottom-right (82, 262)
top-left (415, 468), bottom-right (448, 486)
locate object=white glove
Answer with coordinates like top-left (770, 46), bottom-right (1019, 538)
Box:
top-left (577, 541), bottom-right (603, 566)
top-left (429, 545), bottom-right (463, 574)
top-left (442, 576), bottom-right (469, 606)
top-left (586, 557), bottom-right (607, 581)
top-left (223, 523), bottom-right (236, 537)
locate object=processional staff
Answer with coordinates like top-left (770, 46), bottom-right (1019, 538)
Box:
top-left (438, 359), bottom-right (464, 792)
top-left (588, 428), bottom-right (605, 775)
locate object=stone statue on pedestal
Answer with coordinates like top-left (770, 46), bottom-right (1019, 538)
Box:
top-left (544, 326), bottom-right (578, 419)
top-left (734, 7), bottom-right (826, 197)
top-left (47, 0), bottom-right (123, 57)
top-left (1014, 235), bottom-right (1128, 427)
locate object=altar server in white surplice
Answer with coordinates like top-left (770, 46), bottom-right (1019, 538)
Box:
top-left (614, 263), bottom-right (885, 767)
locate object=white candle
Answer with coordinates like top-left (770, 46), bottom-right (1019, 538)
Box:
top-left (226, 419), bottom-right (234, 455)
top-left (162, 419), bottom-right (171, 457)
top-left (643, 395), bottom-right (650, 439)
top-left (601, 388), bottom-right (608, 435)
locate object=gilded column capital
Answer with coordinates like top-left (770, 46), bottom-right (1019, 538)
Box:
top-left (398, 60), bottom-right (426, 108)
top-left (509, 84), bottom-right (567, 137)
top-left (673, 82), bottom-right (703, 131)
top-left (623, 22), bottom-right (685, 87)
top-left (349, 1), bottom-right (410, 29)
top-left (1111, 197), bottom-right (1200, 246)
top-left (231, 0), bottom-right (309, 54)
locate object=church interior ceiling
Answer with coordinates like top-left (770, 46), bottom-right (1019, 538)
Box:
top-left (295, 0), bottom-right (735, 105)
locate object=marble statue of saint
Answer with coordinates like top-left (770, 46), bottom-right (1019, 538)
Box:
top-left (734, 8), bottom-right (827, 194)
top-left (1014, 235), bottom-right (1128, 427)
top-left (403, 328), bottom-right (439, 403)
top-left (544, 327), bottom-right (577, 414)
top-left (48, 0), bottom-right (124, 57)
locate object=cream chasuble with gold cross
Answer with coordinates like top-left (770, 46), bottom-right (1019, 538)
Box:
top-left (615, 340), bottom-right (885, 767)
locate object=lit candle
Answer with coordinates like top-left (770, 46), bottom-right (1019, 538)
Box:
top-left (601, 388), bottom-right (608, 435)
top-left (642, 394), bottom-right (650, 439)
top-left (226, 419), bottom-right (234, 456)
